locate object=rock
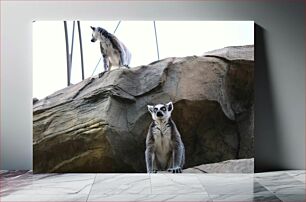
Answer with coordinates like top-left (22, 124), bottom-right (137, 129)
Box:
top-left (33, 45), bottom-right (254, 173)
top-left (204, 45), bottom-right (254, 61)
top-left (183, 158), bottom-right (254, 173)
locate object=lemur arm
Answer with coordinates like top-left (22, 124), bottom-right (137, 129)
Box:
top-left (169, 121), bottom-right (185, 173)
top-left (145, 123), bottom-right (155, 173)
top-left (102, 55), bottom-right (109, 72)
top-left (99, 42), bottom-right (104, 53)
top-left (99, 43), bottom-right (109, 72)
top-left (145, 146), bottom-right (154, 173)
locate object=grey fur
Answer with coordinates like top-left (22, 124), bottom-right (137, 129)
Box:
top-left (90, 26), bottom-right (131, 76)
top-left (145, 102), bottom-right (185, 173)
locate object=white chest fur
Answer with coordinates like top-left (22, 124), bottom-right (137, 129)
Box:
top-left (101, 40), bottom-right (115, 54)
top-left (153, 122), bottom-right (172, 155)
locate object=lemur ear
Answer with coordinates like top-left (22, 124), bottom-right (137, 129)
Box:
top-left (90, 26), bottom-right (95, 31)
top-left (147, 105), bottom-right (154, 113)
top-left (166, 102), bottom-right (173, 112)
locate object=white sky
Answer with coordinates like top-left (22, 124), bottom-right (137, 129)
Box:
top-left (33, 21), bottom-right (254, 99)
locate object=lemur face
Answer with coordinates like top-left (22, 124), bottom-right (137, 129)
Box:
top-left (90, 26), bottom-right (105, 43)
top-left (90, 26), bottom-right (98, 42)
top-left (147, 102), bottom-right (173, 121)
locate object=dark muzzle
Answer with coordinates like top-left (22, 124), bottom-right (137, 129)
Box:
top-left (156, 111), bottom-right (163, 117)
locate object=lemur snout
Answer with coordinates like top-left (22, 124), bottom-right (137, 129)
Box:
top-left (156, 111), bottom-right (163, 117)
top-left (91, 39), bottom-right (95, 42)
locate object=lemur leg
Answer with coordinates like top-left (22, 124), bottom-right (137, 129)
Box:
top-left (117, 48), bottom-right (130, 68)
top-left (153, 159), bottom-right (158, 173)
top-left (108, 61), bottom-right (113, 71)
top-left (180, 150), bottom-right (185, 168)
top-left (145, 148), bottom-right (157, 173)
top-left (118, 50), bottom-right (124, 67)
top-left (167, 154), bottom-right (174, 170)
top-left (168, 146), bottom-right (183, 173)
top-left (99, 55), bottom-right (110, 78)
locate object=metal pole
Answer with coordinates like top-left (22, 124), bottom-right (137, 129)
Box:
top-left (69, 21), bottom-right (76, 78)
top-left (153, 21), bottom-right (160, 60)
top-left (77, 21), bottom-right (85, 80)
top-left (64, 21), bottom-right (71, 86)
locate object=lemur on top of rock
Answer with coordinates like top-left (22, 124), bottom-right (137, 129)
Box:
top-left (90, 26), bottom-right (131, 77)
top-left (145, 102), bottom-right (185, 173)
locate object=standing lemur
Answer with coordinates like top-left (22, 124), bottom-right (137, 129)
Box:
top-left (90, 26), bottom-right (131, 77)
top-left (146, 102), bottom-right (185, 173)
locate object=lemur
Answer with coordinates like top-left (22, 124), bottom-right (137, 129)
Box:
top-left (90, 26), bottom-right (131, 77)
top-left (145, 102), bottom-right (185, 173)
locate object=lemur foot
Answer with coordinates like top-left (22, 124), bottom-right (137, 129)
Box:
top-left (168, 167), bottom-right (182, 173)
top-left (98, 71), bottom-right (107, 78)
top-left (148, 170), bottom-right (158, 173)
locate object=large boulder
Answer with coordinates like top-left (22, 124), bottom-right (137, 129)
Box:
top-left (33, 45), bottom-right (254, 173)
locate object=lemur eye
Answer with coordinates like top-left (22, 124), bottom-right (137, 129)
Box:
top-left (153, 108), bottom-right (158, 112)
top-left (161, 107), bottom-right (166, 111)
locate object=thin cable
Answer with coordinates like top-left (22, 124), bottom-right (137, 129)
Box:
top-left (113, 21), bottom-right (121, 34)
top-left (91, 57), bottom-right (102, 77)
top-left (153, 21), bottom-right (160, 60)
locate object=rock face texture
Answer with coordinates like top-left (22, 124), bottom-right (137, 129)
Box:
top-left (183, 158), bottom-right (254, 173)
top-left (33, 45), bottom-right (254, 173)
